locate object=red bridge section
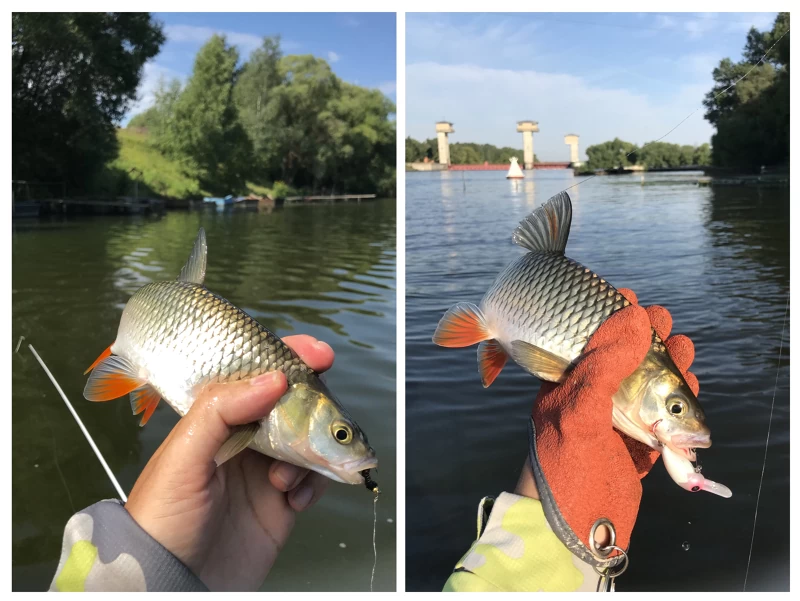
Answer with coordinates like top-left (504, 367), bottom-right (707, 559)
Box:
top-left (448, 162), bottom-right (571, 171)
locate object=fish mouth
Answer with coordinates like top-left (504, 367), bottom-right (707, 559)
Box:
top-left (667, 434), bottom-right (711, 462)
top-left (671, 433), bottom-right (712, 450)
top-left (332, 457), bottom-right (379, 485)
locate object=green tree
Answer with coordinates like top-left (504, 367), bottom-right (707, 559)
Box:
top-left (693, 143), bottom-right (711, 166)
top-left (12, 12), bottom-right (164, 193)
top-left (585, 138), bottom-right (639, 170)
top-left (233, 37), bottom-right (283, 178)
top-left (162, 35), bottom-right (252, 194)
top-left (405, 137), bottom-right (425, 162)
top-left (704, 13), bottom-right (789, 169)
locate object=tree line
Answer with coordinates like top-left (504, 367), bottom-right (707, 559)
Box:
top-left (405, 137), bottom-right (535, 165)
top-left (12, 13), bottom-right (396, 198)
top-left (582, 139), bottom-right (711, 171)
top-left (134, 35), bottom-right (395, 196)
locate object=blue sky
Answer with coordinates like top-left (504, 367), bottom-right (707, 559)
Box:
top-left (407, 12), bottom-right (778, 161)
top-left (124, 12), bottom-right (396, 123)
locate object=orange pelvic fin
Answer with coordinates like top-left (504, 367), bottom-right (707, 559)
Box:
top-left (84, 356), bottom-right (146, 402)
top-left (84, 345), bottom-right (113, 375)
top-left (432, 302), bottom-right (490, 348)
top-left (478, 340), bottom-right (508, 388)
top-left (130, 385), bottom-right (162, 427)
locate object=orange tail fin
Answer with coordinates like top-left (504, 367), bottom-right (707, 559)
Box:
top-left (84, 345), bottom-right (113, 375)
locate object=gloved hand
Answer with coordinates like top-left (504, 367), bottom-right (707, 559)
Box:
top-left (522, 288), bottom-right (699, 570)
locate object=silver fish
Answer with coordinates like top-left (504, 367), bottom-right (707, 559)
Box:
top-left (433, 191), bottom-right (730, 498)
top-left (84, 228), bottom-right (377, 485)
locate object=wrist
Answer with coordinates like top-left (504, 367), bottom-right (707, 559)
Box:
top-left (514, 457), bottom-right (540, 500)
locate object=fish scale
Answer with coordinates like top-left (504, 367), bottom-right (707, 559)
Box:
top-left (483, 251), bottom-right (630, 361)
top-left (116, 280), bottom-right (309, 407)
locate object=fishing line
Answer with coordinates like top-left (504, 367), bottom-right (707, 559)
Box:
top-left (561, 28), bottom-right (789, 195)
top-left (26, 344), bottom-right (128, 502)
top-left (743, 293), bottom-right (789, 591)
top-left (370, 492), bottom-right (379, 592)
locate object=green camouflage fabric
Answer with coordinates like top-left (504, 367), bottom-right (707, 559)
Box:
top-left (50, 499), bottom-right (207, 592)
top-left (443, 493), bottom-right (601, 592)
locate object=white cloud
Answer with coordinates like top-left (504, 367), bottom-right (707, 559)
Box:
top-left (327, 51), bottom-right (340, 63)
top-left (650, 12), bottom-right (777, 39)
top-left (124, 62), bottom-right (184, 121)
top-left (164, 24), bottom-right (263, 54)
top-left (406, 62), bottom-right (715, 161)
top-left (377, 81), bottom-right (396, 95)
top-left (406, 14), bottom-right (546, 66)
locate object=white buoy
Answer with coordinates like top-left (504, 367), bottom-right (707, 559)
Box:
top-left (506, 157), bottom-right (524, 179)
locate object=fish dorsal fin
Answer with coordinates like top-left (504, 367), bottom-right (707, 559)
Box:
top-left (178, 228), bottom-right (208, 284)
top-left (512, 191), bottom-right (572, 253)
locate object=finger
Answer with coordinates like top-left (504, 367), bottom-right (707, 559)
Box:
top-left (618, 288), bottom-right (638, 305)
top-left (170, 371), bottom-right (288, 468)
top-left (665, 334), bottom-right (695, 373)
top-left (282, 335), bottom-right (335, 373)
top-left (582, 304), bottom-right (653, 397)
top-left (269, 460), bottom-right (310, 492)
top-left (288, 471), bottom-right (330, 512)
top-left (684, 371), bottom-right (700, 396)
top-left (645, 305), bottom-right (673, 340)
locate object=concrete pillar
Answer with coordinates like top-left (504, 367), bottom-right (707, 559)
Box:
top-left (564, 134), bottom-right (581, 166)
top-left (435, 121), bottom-right (455, 165)
top-left (516, 121), bottom-right (539, 170)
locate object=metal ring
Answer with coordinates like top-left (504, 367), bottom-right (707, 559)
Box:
top-left (589, 518), bottom-right (616, 559)
top-left (592, 546), bottom-right (630, 579)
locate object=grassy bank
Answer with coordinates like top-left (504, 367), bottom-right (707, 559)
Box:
top-left (105, 128), bottom-right (282, 201)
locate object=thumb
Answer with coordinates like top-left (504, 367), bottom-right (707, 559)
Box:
top-left (171, 371), bottom-right (288, 467)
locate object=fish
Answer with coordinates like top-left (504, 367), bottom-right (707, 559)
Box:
top-left (432, 191), bottom-right (731, 498)
top-left (83, 228), bottom-right (377, 486)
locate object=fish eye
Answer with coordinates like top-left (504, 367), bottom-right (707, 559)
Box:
top-left (332, 422), bottom-right (353, 444)
top-left (668, 397), bottom-right (687, 416)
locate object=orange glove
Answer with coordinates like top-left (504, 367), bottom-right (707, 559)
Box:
top-left (527, 288), bottom-right (699, 571)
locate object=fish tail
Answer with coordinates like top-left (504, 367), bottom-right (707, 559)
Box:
top-left (432, 302), bottom-right (491, 348)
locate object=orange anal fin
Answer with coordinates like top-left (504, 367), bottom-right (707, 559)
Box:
top-left (130, 386), bottom-right (161, 427)
top-left (432, 302), bottom-right (490, 348)
top-left (84, 345), bottom-right (113, 375)
top-left (478, 340), bottom-right (508, 388)
top-left (84, 356), bottom-right (145, 402)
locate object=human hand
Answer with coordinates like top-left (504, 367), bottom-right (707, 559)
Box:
top-left (521, 288), bottom-right (699, 567)
top-left (124, 335), bottom-right (335, 591)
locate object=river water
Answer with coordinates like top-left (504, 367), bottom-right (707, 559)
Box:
top-left (406, 170), bottom-right (789, 592)
top-left (12, 200), bottom-right (396, 591)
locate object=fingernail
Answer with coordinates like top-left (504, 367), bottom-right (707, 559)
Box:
top-left (274, 463), bottom-right (301, 489)
top-left (292, 484), bottom-right (314, 510)
top-left (250, 371), bottom-right (282, 386)
top-left (313, 340), bottom-right (333, 353)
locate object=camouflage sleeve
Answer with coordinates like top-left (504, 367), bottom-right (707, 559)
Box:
top-left (443, 493), bottom-right (600, 592)
top-left (49, 499), bottom-right (207, 592)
